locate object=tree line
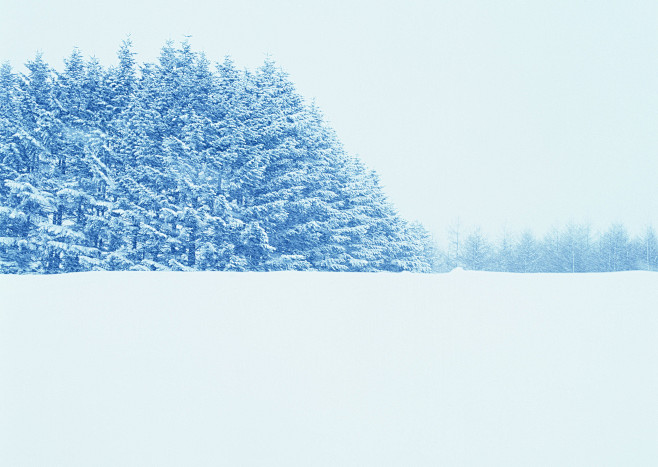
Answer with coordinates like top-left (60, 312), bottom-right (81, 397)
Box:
top-left (0, 40), bottom-right (435, 273)
top-left (436, 222), bottom-right (658, 272)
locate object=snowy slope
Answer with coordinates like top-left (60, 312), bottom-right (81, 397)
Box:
top-left (1, 271), bottom-right (657, 467)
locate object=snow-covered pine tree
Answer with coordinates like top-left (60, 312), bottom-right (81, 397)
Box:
top-left (0, 41), bottom-right (438, 273)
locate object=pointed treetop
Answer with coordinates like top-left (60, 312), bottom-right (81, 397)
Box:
top-left (0, 61), bottom-right (13, 82)
top-left (63, 47), bottom-right (85, 82)
top-left (117, 37), bottom-right (136, 72)
top-left (25, 51), bottom-right (48, 75)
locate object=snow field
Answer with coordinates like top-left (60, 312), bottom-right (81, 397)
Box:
top-left (1, 271), bottom-right (657, 466)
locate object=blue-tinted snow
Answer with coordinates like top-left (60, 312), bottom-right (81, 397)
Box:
top-left (1, 270), bottom-right (656, 466)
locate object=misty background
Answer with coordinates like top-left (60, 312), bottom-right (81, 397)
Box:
top-left (2, 0), bottom-right (657, 243)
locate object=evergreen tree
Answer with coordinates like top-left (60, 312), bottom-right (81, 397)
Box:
top-left (461, 227), bottom-right (491, 271)
top-left (514, 230), bottom-right (540, 273)
top-left (637, 226), bottom-right (658, 271)
top-left (0, 41), bottom-right (437, 273)
top-left (597, 224), bottom-right (631, 272)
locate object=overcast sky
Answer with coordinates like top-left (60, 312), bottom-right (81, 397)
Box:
top-left (1, 0), bottom-right (657, 240)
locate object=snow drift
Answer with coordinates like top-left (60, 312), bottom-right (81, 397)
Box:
top-left (1, 271), bottom-right (657, 466)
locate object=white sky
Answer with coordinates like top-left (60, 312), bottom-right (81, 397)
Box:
top-left (1, 0), bottom-right (657, 239)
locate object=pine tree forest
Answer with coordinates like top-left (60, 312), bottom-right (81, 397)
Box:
top-left (0, 40), bottom-right (436, 273)
top-left (1, 41), bottom-right (655, 275)
top-left (439, 222), bottom-right (658, 273)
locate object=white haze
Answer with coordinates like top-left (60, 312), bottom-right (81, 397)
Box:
top-left (1, 0), bottom-right (657, 237)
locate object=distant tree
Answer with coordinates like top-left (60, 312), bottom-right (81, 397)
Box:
top-left (514, 230), bottom-right (540, 273)
top-left (637, 226), bottom-right (658, 271)
top-left (494, 227), bottom-right (515, 272)
top-left (559, 223), bottom-right (593, 273)
top-left (446, 218), bottom-right (462, 269)
top-left (462, 227), bottom-right (491, 271)
top-left (539, 227), bottom-right (563, 272)
top-left (597, 224), bottom-right (631, 272)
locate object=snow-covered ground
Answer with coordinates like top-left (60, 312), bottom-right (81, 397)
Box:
top-left (1, 271), bottom-right (656, 466)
